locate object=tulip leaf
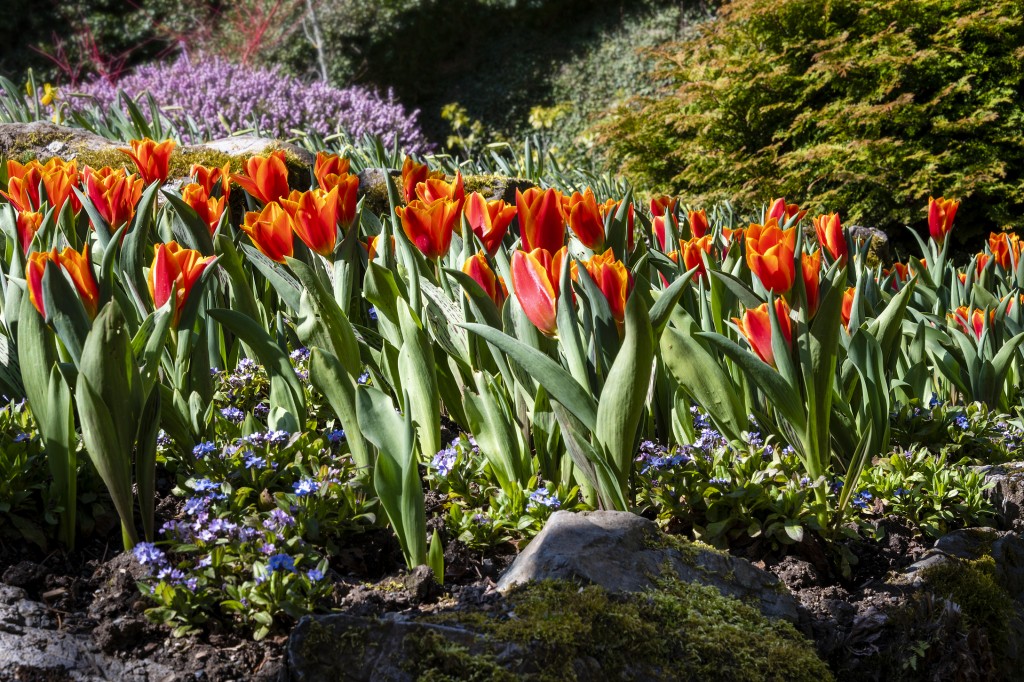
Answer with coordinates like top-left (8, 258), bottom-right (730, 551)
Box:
top-left (163, 190), bottom-right (216, 255)
top-left (555, 255), bottom-right (591, 392)
top-left (135, 387), bottom-right (161, 541)
top-left (240, 244), bottom-right (301, 313)
top-left (397, 299), bottom-right (441, 461)
top-left (41, 262), bottom-right (91, 367)
top-left (288, 257), bottom-right (362, 377)
top-left (551, 400), bottom-right (624, 510)
top-left (800, 279), bottom-right (844, 480)
top-left (649, 265), bottom-right (697, 341)
top-left (427, 529), bottom-right (444, 585)
top-left (444, 268), bottom-right (503, 330)
top-left (460, 323), bottom-right (598, 432)
top-left (420, 278), bottom-right (470, 365)
top-left (710, 269), bottom-right (762, 309)
top-left (214, 234), bottom-right (263, 326)
top-left (308, 348), bottom-right (372, 475)
top-left (463, 372), bottom-right (528, 495)
top-left (867, 276), bottom-right (916, 372)
top-left (121, 181), bottom-right (161, 309)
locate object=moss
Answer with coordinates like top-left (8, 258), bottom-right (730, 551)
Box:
top-left (402, 628), bottom-right (517, 682)
top-left (422, 578), bottom-right (831, 682)
top-left (299, 617), bottom-right (368, 664)
top-left (921, 554), bottom-right (1014, 653)
top-left (6, 129), bottom-right (76, 163)
top-left (462, 174), bottom-right (534, 204)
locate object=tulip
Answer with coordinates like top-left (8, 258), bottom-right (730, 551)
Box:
top-left (973, 252), bottom-right (991, 277)
top-left (667, 235), bottom-right (713, 282)
top-left (401, 156), bottom-right (442, 203)
top-left (813, 213), bottom-right (846, 264)
top-left (462, 252), bottom-right (506, 308)
top-left (510, 247), bottom-right (564, 336)
top-left (120, 138), bottom-right (176, 185)
top-left (841, 286), bottom-right (856, 329)
top-left (598, 198), bottom-right (635, 250)
top-left (395, 198), bottom-right (460, 259)
top-left (951, 306), bottom-right (991, 341)
top-left (2, 161), bottom-right (43, 213)
top-left (688, 209), bottom-right (709, 239)
top-left (802, 250), bottom-right (821, 316)
top-left (291, 187), bottom-right (341, 257)
top-left (516, 187), bottom-right (565, 254)
top-left (989, 232), bottom-right (1020, 270)
top-left (27, 244), bottom-right (99, 319)
top-left (927, 196), bottom-right (959, 245)
top-left (16, 210), bottom-right (43, 254)
top-left (578, 249), bottom-right (633, 324)
top-left (181, 183), bottom-right (226, 235)
top-left (464, 192), bottom-right (516, 255)
top-left (332, 173), bottom-right (360, 230)
top-left (767, 197), bottom-right (807, 224)
top-left (722, 227), bottom-right (744, 246)
top-left (733, 298), bottom-right (793, 368)
top-left (650, 195), bottom-right (677, 217)
top-left (565, 188), bottom-right (606, 250)
top-left (366, 234), bottom-right (395, 261)
top-left (191, 163), bottom-right (231, 199)
top-left (415, 171), bottom-right (465, 211)
top-left (745, 219), bottom-right (796, 294)
top-left (232, 150), bottom-right (291, 205)
top-left (40, 158), bottom-right (82, 214)
top-left (241, 202), bottom-right (295, 263)
top-left (314, 152), bottom-right (351, 191)
top-left (148, 241), bottom-right (216, 326)
top-left (653, 213), bottom-right (678, 252)
top-left (83, 166), bottom-right (144, 230)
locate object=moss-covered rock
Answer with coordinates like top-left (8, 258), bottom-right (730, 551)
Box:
top-left (286, 578), bottom-right (831, 682)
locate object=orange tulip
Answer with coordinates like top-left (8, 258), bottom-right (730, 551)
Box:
top-left (148, 241), bottom-right (216, 326)
top-left (667, 235), bottom-right (713, 282)
top-left (464, 192), bottom-right (516, 255)
top-left (16, 210), bottom-right (43, 254)
top-left (813, 213), bottom-right (846, 264)
top-left (973, 252), bottom-right (991, 277)
top-left (565, 188), bottom-right (605, 250)
top-left (688, 209), bottom-right (709, 239)
top-left (27, 244), bottom-right (99, 319)
top-left (314, 152), bottom-right (350, 191)
top-left (510, 247), bottom-right (564, 336)
top-left (598, 198), bottom-right (635, 250)
top-left (191, 163), bottom-right (231, 199)
top-left (745, 219), bottom-right (796, 294)
top-left (950, 306), bottom-right (992, 341)
top-left (516, 187), bottom-right (565, 254)
top-left (39, 158), bottom-right (81, 214)
top-left (733, 298), bottom-right (793, 368)
top-left (181, 183), bottom-right (226, 234)
top-left (2, 160), bottom-right (43, 213)
top-left (232, 150), bottom-right (291, 205)
top-left (653, 213), bottom-right (679, 252)
top-left (120, 138), bottom-right (176, 185)
top-left (415, 171), bottom-right (465, 211)
top-left (989, 232), bottom-right (1020, 270)
top-left (462, 252), bottom-right (506, 308)
top-left (241, 202), bottom-right (295, 263)
top-left (802, 250), bottom-right (821, 316)
top-left (332, 173), bottom-right (360, 230)
top-left (928, 196), bottom-right (959, 245)
top-left (83, 166), bottom-right (144, 230)
top-left (400, 156), bottom-right (442, 203)
top-left (577, 249), bottom-right (633, 324)
top-left (366, 234), bottom-right (396, 261)
top-left (395, 198), bottom-right (460, 259)
top-left (841, 286), bottom-right (856, 329)
top-left (767, 197), bottom-right (807, 224)
top-left (650, 195), bottom-right (677, 217)
top-left (290, 188), bottom-right (342, 257)
top-left (722, 227), bottom-right (745, 248)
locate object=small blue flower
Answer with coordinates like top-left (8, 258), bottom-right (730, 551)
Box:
top-left (266, 429), bottom-right (290, 445)
top-left (264, 508), bottom-right (296, 531)
top-left (290, 347), bottom-right (311, 363)
top-left (220, 406), bottom-right (245, 423)
top-left (327, 429), bottom-right (346, 443)
top-left (192, 441), bottom-right (218, 458)
top-left (254, 403), bottom-right (270, 418)
top-left (183, 496), bottom-right (210, 516)
top-left (12, 432), bottom-right (30, 443)
top-left (368, 306), bottom-right (378, 322)
top-left (244, 452), bottom-right (267, 469)
top-left (851, 491), bottom-right (874, 510)
top-left (132, 542), bottom-right (167, 567)
top-left (192, 478), bottom-right (221, 494)
top-left (268, 553), bottom-right (295, 572)
top-left (431, 447), bottom-right (457, 477)
top-left (708, 476), bottom-right (730, 487)
top-left (156, 430), bottom-right (172, 447)
top-left (799, 476), bottom-right (811, 487)
top-left (894, 487), bottom-right (909, 497)
top-left (293, 478), bottom-right (319, 497)
top-left (357, 370), bottom-right (370, 385)
top-left (306, 568), bottom-right (325, 582)
top-left (528, 487), bottom-right (561, 510)
top-left (954, 414), bottom-right (970, 430)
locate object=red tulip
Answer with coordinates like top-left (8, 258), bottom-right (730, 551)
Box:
top-left (366, 234), bottom-right (395, 261)
top-left (667, 235), bottom-right (713, 282)
top-left (39, 158), bottom-right (81, 214)
top-left (989, 232), bottom-right (1020, 270)
top-left (510, 247), bottom-right (564, 336)
top-left (291, 188), bottom-right (341, 257)
top-left (598, 198), bottom-right (635, 250)
top-left (688, 209), bottom-right (709, 239)
top-left (148, 241), bottom-right (216, 326)
top-left (951, 306), bottom-right (991, 341)
top-left (191, 163), bottom-right (231, 199)
top-left (650, 195), bottom-right (677, 217)
top-left (2, 160), bottom-right (43, 213)
top-left (462, 252), bottom-right (506, 308)
top-left (395, 198), bottom-right (460, 259)
top-left (120, 138), bottom-right (176, 185)
top-left (565, 188), bottom-right (606, 250)
top-left (16, 210), bottom-right (43, 254)
top-left (464, 192), bottom-right (516, 255)
top-left (232, 150), bottom-right (291, 205)
top-left (83, 166), bottom-right (144, 230)
top-left (400, 156), bottom-right (442, 204)
top-left (745, 219), bottom-right (796, 294)
top-left (841, 286), bottom-right (856, 329)
top-left (415, 171), bottom-right (465, 211)
top-left (653, 213), bottom-right (678, 251)
top-left (767, 197), bottom-right (807, 224)
top-left (241, 202), bottom-right (295, 263)
top-left (27, 244), bottom-right (99, 319)
top-left (314, 152), bottom-right (351, 191)
top-left (577, 249), bottom-right (633, 324)
top-left (181, 183), bottom-right (226, 234)
top-left (733, 298), bottom-right (793, 368)
top-left (813, 213), bottom-right (846, 264)
top-left (516, 187), bottom-right (565, 254)
top-left (928, 196), bottom-right (959, 245)
top-left (802, 250), bottom-right (821, 316)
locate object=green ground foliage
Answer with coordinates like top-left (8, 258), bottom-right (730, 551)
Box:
top-left (601, 0), bottom-right (1024, 248)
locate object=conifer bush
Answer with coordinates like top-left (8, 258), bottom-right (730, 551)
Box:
top-left (601, 0), bottom-right (1024, 245)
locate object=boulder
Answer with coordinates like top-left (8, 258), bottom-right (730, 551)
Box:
top-left (847, 225), bottom-right (891, 266)
top-left (977, 461), bottom-right (1024, 532)
top-left (495, 509), bottom-right (800, 623)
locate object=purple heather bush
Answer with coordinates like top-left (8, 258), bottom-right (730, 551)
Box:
top-left (72, 53), bottom-right (431, 152)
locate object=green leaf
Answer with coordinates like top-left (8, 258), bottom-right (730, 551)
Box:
top-left (309, 348), bottom-right (372, 474)
top-left (397, 299), bottom-right (441, 460)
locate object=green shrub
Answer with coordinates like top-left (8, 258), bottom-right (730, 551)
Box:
top-left (600, 0), bottom-right (1024, 245)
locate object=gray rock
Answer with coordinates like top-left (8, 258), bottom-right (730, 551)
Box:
top-left (0, 121), bottom-right (114, 160)
top-left (356, 167), bottom-right (400, 217)
top-left (978, 461), bottom-right (1024, 532)
top-left (847, 225), bottom-right (890, 266)
top-left (203, 135), bottom-right (314, 166)
top-left (496, 509), bottom-right (799, 623)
